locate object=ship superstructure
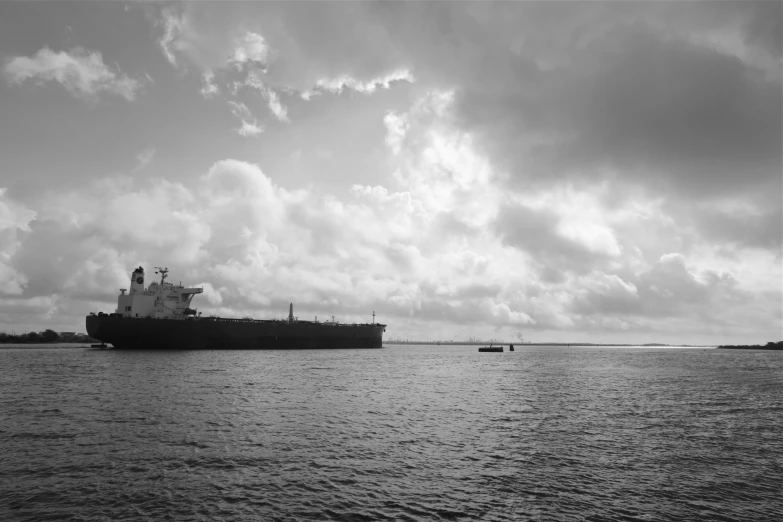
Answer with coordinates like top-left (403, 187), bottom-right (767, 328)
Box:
top-left (87, 265), bottom-right (386, 349)
top-left (117, 266), bottom-right (203, 319)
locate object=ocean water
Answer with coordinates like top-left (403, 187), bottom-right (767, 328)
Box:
top-left (1, 344), bottom-right (781, 521)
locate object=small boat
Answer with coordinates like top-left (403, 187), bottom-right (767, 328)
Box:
top-left (478, 344), bottom-right (503, 353)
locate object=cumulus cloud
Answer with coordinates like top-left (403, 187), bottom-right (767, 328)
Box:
top-left (4, 47), bottom-right (142, 102)
top-left (4, 142), bottom-right (780, 343)
top-left (2, 146), bottom-right (536, 335)
top-left (194, 282), bottom-right (223, 306)
top-left (569, 252), bottom-right (752, 326)
top-left (385, 89), bottom-right (498, 229)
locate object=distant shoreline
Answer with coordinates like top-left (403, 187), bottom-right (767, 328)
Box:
top-left (0, 330), bottom-right (96, 345)
top-left (0, 343), bottom-right (94, 349)
top-left (385, 341), bottom-right (715, 347)
top-left (717, 342), bottom-right (782, 351)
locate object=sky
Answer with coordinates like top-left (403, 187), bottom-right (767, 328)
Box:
top-left (0, 1), bottom-right (780, 345)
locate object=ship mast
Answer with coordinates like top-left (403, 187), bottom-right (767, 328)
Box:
top-left (154, 267), bottom-right (169, 285)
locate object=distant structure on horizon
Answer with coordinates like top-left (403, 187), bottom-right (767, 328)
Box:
top-left (385, 336), bottom-right (528, 345)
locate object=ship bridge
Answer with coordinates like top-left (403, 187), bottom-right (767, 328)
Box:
top-left (116, 266), bottom-right (203, 319)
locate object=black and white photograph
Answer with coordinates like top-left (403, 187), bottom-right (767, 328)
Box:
top-left (1, 1), bottom-right (781, 520)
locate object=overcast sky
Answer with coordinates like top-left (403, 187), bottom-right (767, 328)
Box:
top-left (1, 1), bottom-right (780, 344)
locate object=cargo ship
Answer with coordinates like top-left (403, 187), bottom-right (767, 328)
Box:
top-left (86, 266), bottom-right (386, 349)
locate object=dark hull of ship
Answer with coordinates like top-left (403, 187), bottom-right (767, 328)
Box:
top-left (86, 315), bottom-right (385, 349)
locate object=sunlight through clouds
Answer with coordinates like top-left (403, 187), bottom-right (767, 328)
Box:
top-left (0, 1), bottom-right (779, 343)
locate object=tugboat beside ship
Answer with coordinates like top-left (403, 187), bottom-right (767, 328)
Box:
top-left (86, 266), bottom-right (385, 349)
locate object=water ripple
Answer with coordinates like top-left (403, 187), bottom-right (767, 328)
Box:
top-left (1, 345), bottom-right (781, 521)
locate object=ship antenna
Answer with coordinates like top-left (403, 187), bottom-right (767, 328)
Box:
top-left (154, 266), bottom-right (168, 285)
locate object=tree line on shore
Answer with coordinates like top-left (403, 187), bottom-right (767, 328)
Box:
top-left (0, 330), bottom-right (97, 344)
top-left (718, 341), bottom-right (782, 350)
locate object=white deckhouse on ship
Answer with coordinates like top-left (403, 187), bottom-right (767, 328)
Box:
top-left (117, 266), bottom-right (203, 319)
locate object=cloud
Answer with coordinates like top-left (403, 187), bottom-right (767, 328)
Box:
top-left (161, 20), bottom-right (290, 125)
top-left (383, 112), bottom-right (408, 155)
top-left (304, 69), bottom-right (414, 97)
top-left (200, 71), bottom-right (219, 98)
top-left (0, 189), bottom-right (36, 295)
top-left (0, 295), bottom-right (60, 328)
top-left (571, 272), bottom-right (640, 316)
top-left (569, 252), bottom-right (751, 323)
top-left (198, 32), bottom-right (411, 125)
top-left (149, 2), bottom-right (780, 191)
top-left (386, 5), bottom-right (782, 203)
top-left (4, 5), bottom-right (782, 343)
top-left (688, 204), bottom-right (783, 252)
top-left (237, 124), bottom-right (263, 138)
top-left (264, 88), bottom-right (288, 121)
top-left (153, 4), bottom-right (412, 124)
top-left (194, 282), bottom-right (223, 306)
top-left (495, 203), bottom-right (607, 279)
top-left (4, 47), bottom-right (142, 102)
top-left (240, 70), bottom-right (288, 122)
top-left (555, 28), bottom-right (781, 195)
top-left (230, 32), bottom-right (270, 70)
top-left (3, 138), bottom-right (780, 342)
top-left (2, 148), bottom-right (532, 334)
top-left (156, 2), bottom-right (408, 93)
top-left (212, 1), bottom-right (771, 222)
top-left (743, 0), bottom-right (782, 59)
top-left (227, 101), bottom-right (263, 137)
top-left (384, 89), bottom-right (498, 229)
top-left (159, 9), bottom-right (189, 68)
top-left (159, 11), bottom-right (178, 66)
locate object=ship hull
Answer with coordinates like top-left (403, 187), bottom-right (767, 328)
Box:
top-left (86, 315), bottom-right (385, 349)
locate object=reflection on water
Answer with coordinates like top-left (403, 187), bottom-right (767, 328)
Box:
top-left (1, 345), bottom-right (780, 521)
